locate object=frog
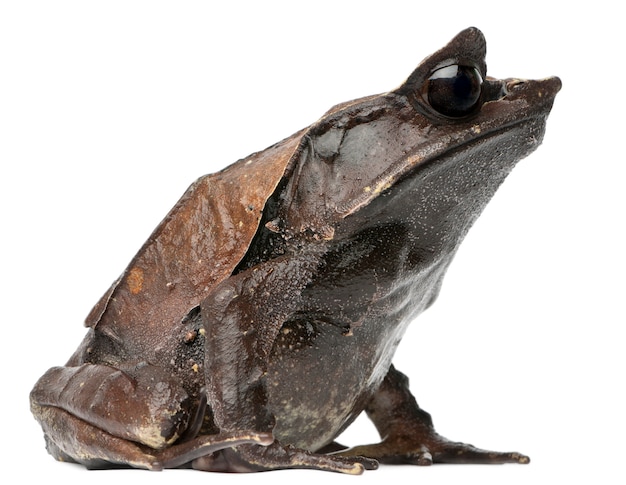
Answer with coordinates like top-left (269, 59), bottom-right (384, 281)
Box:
top-left (30, 27), bottom-right (560, 474)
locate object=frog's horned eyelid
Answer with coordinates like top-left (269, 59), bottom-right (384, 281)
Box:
top-left (400, 26), bottom-right (487, 90)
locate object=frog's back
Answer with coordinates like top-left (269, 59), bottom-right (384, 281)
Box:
top-left (69, 131), bottom-right (305, 371)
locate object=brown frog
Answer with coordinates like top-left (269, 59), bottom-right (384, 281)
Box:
top-left (30, 27), bottom-right (560, 474)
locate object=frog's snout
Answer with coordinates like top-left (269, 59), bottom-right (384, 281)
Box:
top-left (504, 76), bottom-right (562, 99)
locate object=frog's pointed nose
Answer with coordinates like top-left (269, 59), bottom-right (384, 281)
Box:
top-left (543, 76), bottom-right (562, 96)
top-left (506, 76), bottom-right (562, 98)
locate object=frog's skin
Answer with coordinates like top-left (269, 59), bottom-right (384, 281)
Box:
top-left (31, 27), bottom-right (560, 474)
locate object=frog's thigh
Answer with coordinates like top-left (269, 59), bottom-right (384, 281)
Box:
top-left (31, 400), bottom-right (163, 469)
top-left (339, 365), bottom-right (529, 465)
top-left (30, 363), bottom-right (193, 468)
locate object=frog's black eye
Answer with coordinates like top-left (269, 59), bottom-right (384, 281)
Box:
top-left (423, 65), bottom-right (483, 118)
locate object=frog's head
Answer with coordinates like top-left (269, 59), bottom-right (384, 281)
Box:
top-left (276, 27), bottom-right (560, 243)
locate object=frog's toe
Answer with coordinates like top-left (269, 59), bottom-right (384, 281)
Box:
top-left (430, 442), bottom-right (530, 464)
top-left (157, 431), bottom-right (274, 468)
top-left (339, 437), bottom-right (528, 466)
top-left (192, 442), bottom-right (375, 474)
top-left (338, 441), bottom-right (432, 466)
top-left (415, 450), bottom-right (433, 466)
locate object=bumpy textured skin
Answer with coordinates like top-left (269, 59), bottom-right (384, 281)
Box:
top-left (31, 27), bottom-right (560, 473)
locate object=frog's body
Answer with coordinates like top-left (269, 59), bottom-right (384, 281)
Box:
top-left (31, 28), bottom-right (560, 473)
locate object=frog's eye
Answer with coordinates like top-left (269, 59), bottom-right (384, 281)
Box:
top-left (423, 64), bottom-right (483, 118)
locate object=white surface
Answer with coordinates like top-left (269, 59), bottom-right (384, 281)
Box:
top-left (1, 1), bottom-right (623, 484)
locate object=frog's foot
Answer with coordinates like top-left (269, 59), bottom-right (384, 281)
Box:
top-left (347, 365), bottom-right (529, 466)
top-left (338, 432), bottom-right (529, 466)
top-left (192, 441), bottom-right (378, 474)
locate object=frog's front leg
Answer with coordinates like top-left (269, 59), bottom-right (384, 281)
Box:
top-left (340, 365), bottom-right (529, 466)
top-left (197, 256), bottom-right (376, 474)
top-left (30, 363), bottom-right (271, 469)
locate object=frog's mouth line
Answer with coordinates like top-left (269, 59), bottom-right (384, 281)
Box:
top-left (338, 114), bottom-right (547, 218)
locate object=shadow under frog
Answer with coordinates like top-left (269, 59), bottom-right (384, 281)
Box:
top-left (30, 27), bottom-right (561, 473)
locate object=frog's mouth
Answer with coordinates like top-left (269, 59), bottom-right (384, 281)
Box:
top-left (339, 76), bottom-right (561, 218)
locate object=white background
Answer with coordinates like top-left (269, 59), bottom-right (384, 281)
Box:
top-left (1, 1), bottom-right (624, 484)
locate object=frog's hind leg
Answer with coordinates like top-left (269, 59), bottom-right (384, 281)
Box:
top-left (338, 365), bottom-right (529, 466)
top-left (30, 364), bottom-right (270, 469)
